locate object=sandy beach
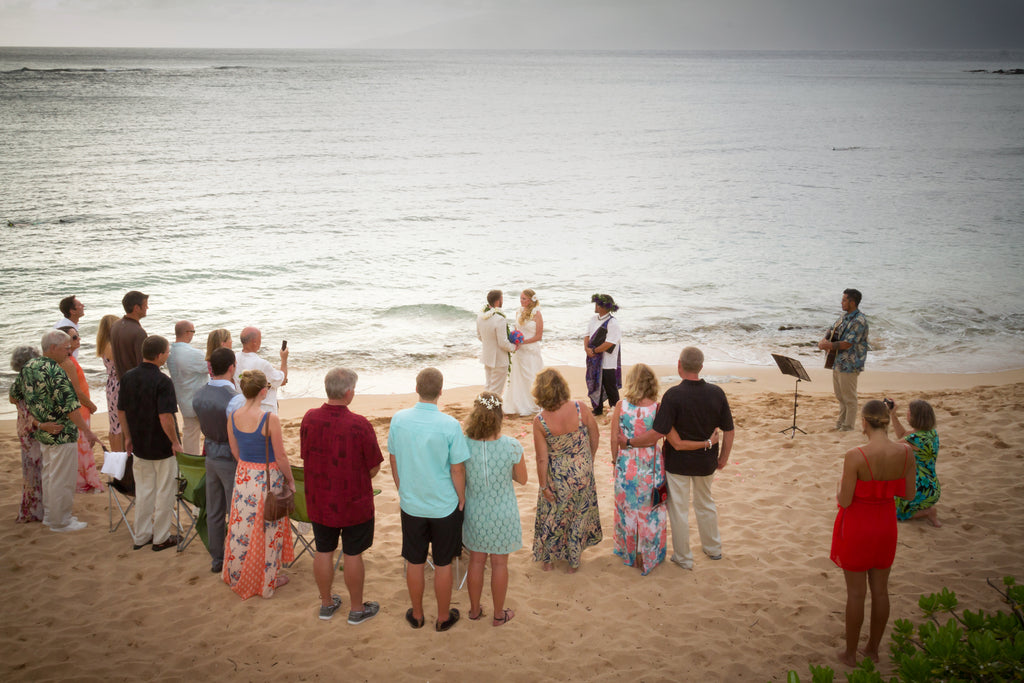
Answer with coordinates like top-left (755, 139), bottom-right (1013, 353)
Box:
top-left (2, 363), bottom-right (1023, 681)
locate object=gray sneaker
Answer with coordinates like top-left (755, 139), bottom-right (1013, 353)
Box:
top-left (318, 595), bottom-right (342, 621)
top-left (347, 601), bottom-right (380, 625)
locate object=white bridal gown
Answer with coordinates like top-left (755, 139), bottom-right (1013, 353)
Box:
top-left (505, 313), bottom-right (542, 416)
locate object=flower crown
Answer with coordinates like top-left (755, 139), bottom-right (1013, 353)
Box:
top-left (475, 394), bottom-right (502, 410)
top-left (591, 293), bottom-right (619, 312)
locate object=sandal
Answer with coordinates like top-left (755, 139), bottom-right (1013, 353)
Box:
top-left (435, 608), bottom-right (460, 632)
top-left (405, 608), bottom-right (425, 629)
top-left (492, 608), bottom-right (515, 627)
top-left (468, 607), bottom-right (485, 621)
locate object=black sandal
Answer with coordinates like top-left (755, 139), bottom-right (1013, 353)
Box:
top-left (405, 608), bottom-right (424, 629)
top-left (435, 608), bottom-right (460, 632)
top-left (468, 607), bottom-right (485, 621)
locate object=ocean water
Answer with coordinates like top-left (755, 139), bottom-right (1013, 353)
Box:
top-left (2, 48), bottom-right (1023, 414)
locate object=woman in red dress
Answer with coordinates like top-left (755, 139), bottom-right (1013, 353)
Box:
top-left (830, 400), bottom-right (915, 667)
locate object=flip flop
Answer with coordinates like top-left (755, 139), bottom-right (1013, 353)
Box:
top-left (435, 608), bottom-right (460, 632)
top-left (492, 608), bottom-right (515, 627)
top-left (405, 608), bottom-right (424, 629)
top-left (468, 607), bottom-right (485, 621)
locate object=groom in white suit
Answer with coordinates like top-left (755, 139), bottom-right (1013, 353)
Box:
top-left (476, 290), bottom-right (518, 398)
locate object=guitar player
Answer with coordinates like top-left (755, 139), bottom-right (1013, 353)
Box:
top-left (817, 289), bottom-right (869, 432)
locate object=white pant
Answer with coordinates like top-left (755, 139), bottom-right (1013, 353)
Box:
top-left (133, 457), bottom-right (177, 545)
top-left (41, 441), bottom-right (78, 528)
top-left (484, 365), bottom-right (508, 397)
top-left (666, 471), bottom-right (721, 569)
top-left (180, 416), bottom-right (203, 456)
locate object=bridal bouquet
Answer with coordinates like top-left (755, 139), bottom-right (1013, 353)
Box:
top-left (509, 330), bottom-right (524, 345)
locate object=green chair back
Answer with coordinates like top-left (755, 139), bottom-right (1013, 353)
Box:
top-left (290, 465), bottom-right (310, 523)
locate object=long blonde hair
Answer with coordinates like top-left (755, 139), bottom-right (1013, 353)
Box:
top-left (518, 288), bottom-right (539, 326)
top-left (96, 314), bottom-right (119, 357)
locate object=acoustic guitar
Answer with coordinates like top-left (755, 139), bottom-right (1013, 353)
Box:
top-left (823, 320), bottom-right (842, 369)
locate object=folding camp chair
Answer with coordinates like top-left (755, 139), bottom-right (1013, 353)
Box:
top-left (285, 466), bottom-right (380, 572)
top-left (175, 452), bottom-right (208, 553)
top-left (285, 466), bottom-right (314, 568)
top-left (106, 453), bottom-right (136, 542)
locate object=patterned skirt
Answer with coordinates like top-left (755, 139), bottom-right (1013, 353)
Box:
top-left (222, 460), bottom-right (294, 599)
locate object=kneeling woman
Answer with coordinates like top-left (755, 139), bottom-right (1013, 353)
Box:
top-left (224, 370), bottom-right (296, 599)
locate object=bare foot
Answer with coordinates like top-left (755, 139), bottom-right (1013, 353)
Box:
top-left (567, 566), bottom-right (578, 574)
top-left (542, 562), bottom-right (553, 572)
top-left (273, 575), bottom-right (290, 589)
top-left (836, 649), bottom-right (858, 667)
top-left (859, 648), bottom-right (880, 663)
top-left (925, 507), bottom-right (942, 527)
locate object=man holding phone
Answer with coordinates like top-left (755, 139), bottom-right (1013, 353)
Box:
top-left (234, 326), bottom-right (288, 414)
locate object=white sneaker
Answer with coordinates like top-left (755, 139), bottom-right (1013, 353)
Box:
top-left (51, 519), bottom-right (88, 532)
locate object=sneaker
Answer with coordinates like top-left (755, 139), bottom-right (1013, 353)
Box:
top-left (318, 595), bottom-right (343, 621)
top-left (347, 601), bottom-right (380, 625)
top-left (51, 519), bottom-right (87, 533)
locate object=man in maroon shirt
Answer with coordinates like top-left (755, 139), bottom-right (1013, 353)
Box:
top-left (300, 367), bottom-right (383, 624)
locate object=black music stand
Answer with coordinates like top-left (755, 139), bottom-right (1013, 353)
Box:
top-left (772, 353), bottom-right (811, 438)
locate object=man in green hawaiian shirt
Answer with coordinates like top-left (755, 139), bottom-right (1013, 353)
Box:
top-left (10, 329), bottom-right (102, 532)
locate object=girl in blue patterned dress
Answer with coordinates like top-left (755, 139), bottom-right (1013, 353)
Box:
top-left (462, 392), bottom-right (528, 626)
top-left (890, 399), bottom-right (941, 527)
top-left (610, 364), bottom-right (667, 575)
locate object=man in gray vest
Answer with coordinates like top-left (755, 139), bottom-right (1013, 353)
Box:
top-left (192, 347), bottom-right (244, 573)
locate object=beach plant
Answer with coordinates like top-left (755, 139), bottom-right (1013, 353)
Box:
top-left (781, 577), bottom-right (1024, 683)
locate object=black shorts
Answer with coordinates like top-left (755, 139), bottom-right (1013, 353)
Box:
top-left (311, 518), bottom-right (374, 556)
top-left (400, 508), bottom-right (462, 566)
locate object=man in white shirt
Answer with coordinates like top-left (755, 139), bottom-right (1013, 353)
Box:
top-left (475, 290), bottom-right (518, 398)
top-left (584, 293), bottom-right (622, 416)
top-left (54, 296), bottom-right (85, 359)
top-left (234, 326), bottom-right (288, 414)
top-left (166, 320), bottom-right (210, 454)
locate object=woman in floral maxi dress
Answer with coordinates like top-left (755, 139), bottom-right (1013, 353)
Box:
top-left (531, 369), bottom-right (602, 573)
top-left (223, 370), bottom-right (295, 599)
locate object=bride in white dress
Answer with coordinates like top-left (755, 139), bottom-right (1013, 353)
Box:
top-left (505, 289), bottom-right (544, 416)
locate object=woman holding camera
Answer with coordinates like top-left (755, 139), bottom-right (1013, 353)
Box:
top-left (889, 399), bottom-right (941, 527)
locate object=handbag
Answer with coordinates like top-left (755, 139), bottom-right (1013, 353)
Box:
top-left (261, 412), bottom-right (295, 521)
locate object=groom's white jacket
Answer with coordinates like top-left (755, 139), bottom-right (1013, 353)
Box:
top-left (477, 309), bottom-right (516, 368)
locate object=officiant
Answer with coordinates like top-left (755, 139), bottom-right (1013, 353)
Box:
top-left (584, 293), bottom-right (622, 416)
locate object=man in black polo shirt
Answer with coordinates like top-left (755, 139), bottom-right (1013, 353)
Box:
top-left (118, 335), bottom-right (182, 551)
top-left (627, 346), bottom-right (735, 570)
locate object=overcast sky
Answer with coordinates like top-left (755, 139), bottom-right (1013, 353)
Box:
top-left (1, 0), bottom-right (1023, 50)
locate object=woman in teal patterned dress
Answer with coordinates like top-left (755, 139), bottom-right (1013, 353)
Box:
top-left (890, 399), bottom-right (941, 527)
top-left (531, 369), bottom-right (602, 573)
top-left (463, 392), bottom-right (528, 627)
top-left (610, 364), bottom-right (667, 575)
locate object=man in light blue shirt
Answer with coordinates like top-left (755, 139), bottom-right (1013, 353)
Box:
top-left (167, 320), bottom-right (211, 454)
top-left (388, 367), bottom-right (470, 632)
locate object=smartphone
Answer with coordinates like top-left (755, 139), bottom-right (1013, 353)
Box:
top-left (281, 340), bottom-right (288, 351)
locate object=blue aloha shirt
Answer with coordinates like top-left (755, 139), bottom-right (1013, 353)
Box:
top-left (9, 356), bottom-right (81, 445)
top-left (834, 309), bottom-right (869, 373)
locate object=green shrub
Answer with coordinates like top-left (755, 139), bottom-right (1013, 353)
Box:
top-left (781, 577), bottom-right (1024, 682)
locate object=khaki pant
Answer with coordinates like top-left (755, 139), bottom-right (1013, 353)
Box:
top-left (180, 416), bottom-right (203, 456)
top-left (133, 457), bottom-right (177, 545)
top-left (41, 441), bottom-right (78, 528)
top-left (666, 471), bottom-right (721, 569)
top-left (484, 365), bottom-right (508, 397)
top-left (832, 369), bottom-right (861, 430)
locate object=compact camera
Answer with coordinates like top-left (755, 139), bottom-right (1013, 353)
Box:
top-left (882, 398), bottom-right (895, 411)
